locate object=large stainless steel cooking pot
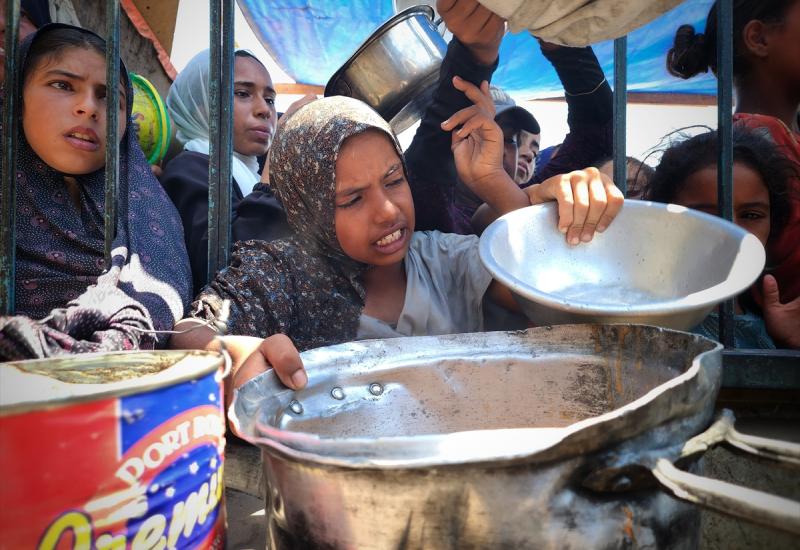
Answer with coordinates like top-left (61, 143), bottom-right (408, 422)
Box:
top-left (231, 325), bottom-right (800, 549)
top-left (479, 201), bottom-right (766, 329)
top-left (325, 6), bottom-right (447, 134)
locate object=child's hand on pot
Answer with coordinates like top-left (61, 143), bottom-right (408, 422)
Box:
top-left (233, 333), bottom-right (308, 391)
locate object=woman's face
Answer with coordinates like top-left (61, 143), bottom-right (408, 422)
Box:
top-left (333, 130), bottom-right (415, 267)
top-left (673, 162), bottom-right (771, 246)
top-left (232, 55), bottom-right (276, 157)
top-left (22, 46), bottom-right (127, 175)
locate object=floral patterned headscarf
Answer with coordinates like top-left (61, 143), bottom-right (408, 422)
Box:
top-left (192, 96), bottom-right (406, 350)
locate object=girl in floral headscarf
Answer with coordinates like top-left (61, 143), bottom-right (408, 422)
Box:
top-left (170, 79), bottom-right (623, 396)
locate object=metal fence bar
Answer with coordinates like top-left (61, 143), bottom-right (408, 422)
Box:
top-left (716, 0), bottom-right (735, 347)
top-left (104, 0), bottom-right (121, 267)
top-left (206, 0), bottom-right (235, 283)
top-left (1, 0), bottom-right (20, 315)
top-left (613, 36), bottom-right (627, 196)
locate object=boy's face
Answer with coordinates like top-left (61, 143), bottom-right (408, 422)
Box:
top-left (516, 129), bottom-right (540, 185)
top-left (333, 130), bottom-right (415, 267)
top-left (673, 162), bottom-right (771, 247)
top-left (497, 119), bottom-right (541, 185)
top-left (22, 46), bottom-right (128, 175)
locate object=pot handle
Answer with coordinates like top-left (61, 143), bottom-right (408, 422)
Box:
top-left (652, 409), bottom-right (800, 536)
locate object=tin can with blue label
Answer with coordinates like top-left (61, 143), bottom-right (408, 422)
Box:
top-left (0, 350), bottom-right (226, 550)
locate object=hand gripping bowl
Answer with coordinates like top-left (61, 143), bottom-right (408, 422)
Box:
top-left (478, 200), bottom-right (767, 329)
top-left (230, 326), bottom-right (800, 549)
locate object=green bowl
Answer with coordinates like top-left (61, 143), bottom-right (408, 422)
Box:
top-left (130, 73), bottom-right (171, 165)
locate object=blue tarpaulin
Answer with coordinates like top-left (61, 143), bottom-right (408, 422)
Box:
top-left (238, 0), bottom-right (717, 98)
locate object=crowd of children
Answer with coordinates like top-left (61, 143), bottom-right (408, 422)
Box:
top-left (0, 0), bottom-right (798, 392)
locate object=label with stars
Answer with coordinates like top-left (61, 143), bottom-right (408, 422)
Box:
top-left (0, 361), bottom-right (226, 550)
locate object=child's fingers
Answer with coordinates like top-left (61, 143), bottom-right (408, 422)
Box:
top-left (259, 333), bottom-right (307, 390)
top-left (762, 274), bottom-right (782, 309)
top-left (452, 76), bottom-right (495, 114)
top-left (454, 112), bottom-right (494, 139)
top-left (437, 0), bottom-right (458, 15)
top-left (566, 172), bottom-right (590, 246)
top-left (579, 168), bottom-right (608, 243)
top-left (597, 177), bottom-right (624, 232)
top-left (441, 104), bottom-right (484, 131)
top-left (555, 174), bottom-right (574, 234)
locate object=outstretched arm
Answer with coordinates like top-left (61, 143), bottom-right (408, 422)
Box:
top-left (531, 43), bottom-right (613, 185)
top-left (404, 0), bottom-right (505, 232)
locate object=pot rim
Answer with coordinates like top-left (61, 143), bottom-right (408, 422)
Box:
top-left (230, 325), bottom-right (722, 469)
top-left (479, 201), bottom-right (765, 317)
top-left (324, 5), bottom-right (436, 97)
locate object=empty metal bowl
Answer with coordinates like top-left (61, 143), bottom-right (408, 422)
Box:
top-left (478, 200), bottom-right (766, 329)
top-left (325, 6), bottom-right (447, 134)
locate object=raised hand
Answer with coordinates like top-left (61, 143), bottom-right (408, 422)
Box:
top-left (442, 78), bottom-right (504, 187)
top-left (437, 0), bottom-right (506, 65)
top-left (762, 274), bottom-right (800, 349)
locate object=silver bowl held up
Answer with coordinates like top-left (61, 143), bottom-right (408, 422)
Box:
top-left (325, 6), bottom-right (447, 134)
top-left (479, 200), bottom-right (766, 330)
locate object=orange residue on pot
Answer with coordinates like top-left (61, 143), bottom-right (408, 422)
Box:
top-left (614, 326), bottom-right (631, 395)
top-left (622, 505), bottom-right (637, 544)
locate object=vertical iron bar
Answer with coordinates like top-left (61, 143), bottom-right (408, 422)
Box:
top-left (1, 0), bottom-right (20, 314)
top-left (613, 36), bottom-right (627, 196)
top-left (717, 0), bottom-right (735, 347)
top-left (104, 0), bottom-right (121, 268)
top-left (207, 0), bottom-right (235, 283)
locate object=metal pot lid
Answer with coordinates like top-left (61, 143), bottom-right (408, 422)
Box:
top-left (230, 325), bottom-right (721, 468)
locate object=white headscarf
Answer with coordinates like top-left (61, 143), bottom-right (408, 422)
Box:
top-left (167, 49), bottom-right (261, 197)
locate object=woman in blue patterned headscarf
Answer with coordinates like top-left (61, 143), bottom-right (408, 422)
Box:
top-left (0, 24), bottom-right (192, 359)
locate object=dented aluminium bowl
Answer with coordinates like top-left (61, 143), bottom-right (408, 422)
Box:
top-left (479, 201), bottom-right (766, 330)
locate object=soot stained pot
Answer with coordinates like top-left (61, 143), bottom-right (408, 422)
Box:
top-left (325, 6), bottom-right (447, 134)
top-left (231, 325), bottom-right (800, 549)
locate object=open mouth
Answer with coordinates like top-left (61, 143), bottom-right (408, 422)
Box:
top-left (375, 228), bottom-right (404, 247)
top-left (67, 132), bottom-right (97, 143)
top-left (64, 128), bottom-right (100, 152)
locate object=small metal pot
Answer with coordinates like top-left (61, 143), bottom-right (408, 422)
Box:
top-left (231, 325), bottom-right (799, 549)
top-left (325, 6), bottom-right (447, 134)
